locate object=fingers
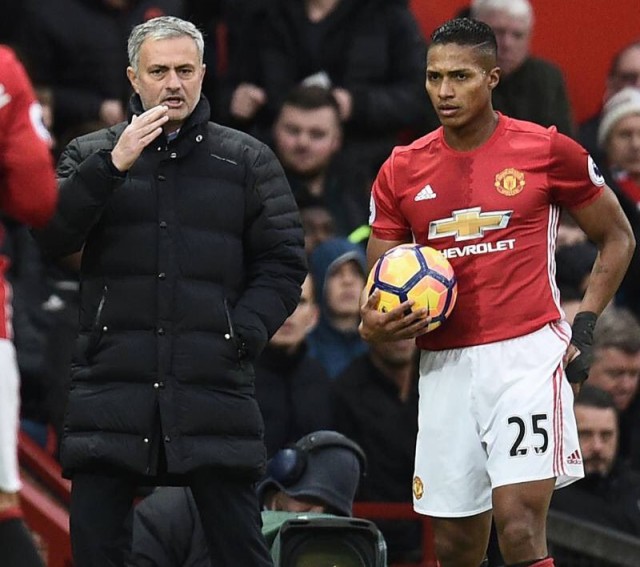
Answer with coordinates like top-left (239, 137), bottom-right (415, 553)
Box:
top-left (112, 106), bottom-right (169, 171)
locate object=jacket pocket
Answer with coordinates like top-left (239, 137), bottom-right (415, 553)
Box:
top-left (223, 298), bottom-right (247, 367)
top-left (87, 284), bottom-right (108, 357)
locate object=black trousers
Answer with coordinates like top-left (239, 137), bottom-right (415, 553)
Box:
top-left (70, 469), bottom-right (274, 567)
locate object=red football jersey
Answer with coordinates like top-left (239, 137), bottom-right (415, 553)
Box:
top-left (0, 46), bottom-right (57, 338)
top-left (370, 114), bottom-right (604, 350)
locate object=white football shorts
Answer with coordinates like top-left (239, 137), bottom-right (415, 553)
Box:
top-left (0, 339), bottom-right (21, 493)
top-left (413, 321), bottom-right (584, 517)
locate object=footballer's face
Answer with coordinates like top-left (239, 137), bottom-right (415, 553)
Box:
top-left (426, 43), bottom-right (499, 133)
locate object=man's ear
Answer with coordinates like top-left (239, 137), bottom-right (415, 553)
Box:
top-left (488, 66), bottom-right (501, 91)
top-left (127, 67), bottom-right (139, 93)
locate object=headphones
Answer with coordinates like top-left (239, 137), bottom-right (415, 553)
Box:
top-left (266, 431), bottom-right (367, 487)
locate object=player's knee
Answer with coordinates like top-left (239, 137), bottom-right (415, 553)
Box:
top-left (497, 516), bottom-right (539, 555)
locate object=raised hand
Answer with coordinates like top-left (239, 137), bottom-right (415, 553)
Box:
top-left (111, 105), bottom-right (169, 172)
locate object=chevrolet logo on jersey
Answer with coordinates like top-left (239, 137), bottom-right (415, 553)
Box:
top-left (429, 207), bottom-right (513, 241)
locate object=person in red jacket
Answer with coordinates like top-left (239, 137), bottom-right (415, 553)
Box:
top-left (0, 45), bottom-right (57, 567)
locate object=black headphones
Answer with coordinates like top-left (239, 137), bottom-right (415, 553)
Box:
top-left (266, 431), bottom-right (367, 487)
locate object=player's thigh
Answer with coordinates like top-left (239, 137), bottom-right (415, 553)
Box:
top-left (0, 339), bottom-right (20, 494)
top-left (479, 322), bottom-right (582, 490)
top-left (414, 348), bottom-right (492, 517)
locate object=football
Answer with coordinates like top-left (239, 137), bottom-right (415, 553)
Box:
top-left (366, 243), bottom-right (458, 333)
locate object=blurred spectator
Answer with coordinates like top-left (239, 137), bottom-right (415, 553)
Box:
top-left (597, 86), bottom-right (640, 318)
top-left (255, 274), bottom-right (333, 457)
top-left (127, 430), bottom-right (367, 566)
top-left (273, 85), bottom-right (369, 235)
top-left (470, 0), bottom-right (574, 136)
top-left (589, 307), bottom-right (640, 471)
top-left (555, 240), bottom-right (597, 296)
top-left (556, 209), bottom-right (588, 249)
top-left (224, 0), bottom-right (432, 189)
top-left (298, 201), bottom-right (337, 256)
top-left (307, 237), bottom-right (368, 378)
top-left (18, 0), bottom-right (184, 141)
top-left (333, 338), bottom-right (420, 563)
top-left (598, 87), bottom-right (640, 209)
top-left (550, 385), bottom-right (640, 566)
top-left (579, 40), bottom-right (640, 165)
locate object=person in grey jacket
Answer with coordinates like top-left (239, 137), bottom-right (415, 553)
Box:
top-left (34, 16), bottom-right (307, 567)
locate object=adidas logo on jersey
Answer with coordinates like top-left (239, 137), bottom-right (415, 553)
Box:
top-left (415, 184), bottom-right (437, 201)
top-left (566, 449), bottom-right (582, 465)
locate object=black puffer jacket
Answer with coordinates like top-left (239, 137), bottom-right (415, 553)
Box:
top-left (35, 96), bottom-right (307, 479)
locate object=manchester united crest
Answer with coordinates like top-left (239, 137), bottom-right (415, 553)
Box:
top-left (495, 168), bottom-right (525, 196)
top-left (413, 476), bottom-right (424, 500)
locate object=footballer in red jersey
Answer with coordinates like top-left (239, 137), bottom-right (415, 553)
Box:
top-left (360, 18), bottom-right (635, 567)
top-left (0, 45), bottom-right (57, 567)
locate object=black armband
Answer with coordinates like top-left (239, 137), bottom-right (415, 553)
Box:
top-left (565, 311), bottom-right (598, 384)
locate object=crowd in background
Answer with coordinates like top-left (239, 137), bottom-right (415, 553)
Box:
top-left (1, 0), bottom-right (640, 564)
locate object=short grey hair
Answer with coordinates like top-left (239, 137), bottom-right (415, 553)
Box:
top-left (128, 16), bottom-right (204, 73)
top-left (593, 306), bottom-right (640, 355)
top-left (471, 0), bottom-right (534, 27)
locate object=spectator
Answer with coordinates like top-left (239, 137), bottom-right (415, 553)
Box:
top-left (550, 385), bottom-right (640, 565)
top-left (19, 0), bottom-right (185, 141)
top-left (127, 430), bottom-right (367, 566)
top-left (596, 86), bottom-right (640, 317)
top-left (224, 0), bottom-right (432, 188)
top-left (579, 40), bottom-right (640, 165)
top-left (308, 237), bottom-right (368, 378)
top-left (471, 0), bottom-right (574, 136)
top-left (0, 44), bottom-right (57, 567)
top-left (333, 338), bottom-right (420, 563)
top-left (255, 274), bottom-right (333, 457)
top-left (597, 87), bottom-right (640, 209)
top-left (298, 200), bottom-right (337, 256)
top-left (273, 85), bottom-right (369, 236)
top-left (33, 16), bottom-right (306, 567)
top-left (588, 306), bottom-right (640, 471)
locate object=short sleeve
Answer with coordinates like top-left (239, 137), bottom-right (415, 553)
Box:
top-left (369, 151), bottom-right (412, 241)
top-left (548, 130), bottom-right (604, 210)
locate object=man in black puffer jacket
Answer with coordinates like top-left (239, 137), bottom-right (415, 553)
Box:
top-left (34, 16), bottom-right (306, 567)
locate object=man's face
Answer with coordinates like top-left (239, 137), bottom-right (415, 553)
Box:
top-left (269, 491), bottom-right (326, 514)
top-left (426, 44), bottom-right (499, 130)
top-left (270, 276), bottom-right (318, 351)
top-left (301, 207), bottom-right (336, 254)
top-left (608, 46), bottom-right (640, 96)
top-left (127, 36), bottom-right (205, 132)
top-left (606, 114), bottom-right (640, 177)
top-left (575, 405), bottom-right (618, 477)
top-left (325, 261), bottom-right (365, 319)
top-left (588, 347), bottom-right (640, 411)
top-left (273, 105), bottom-right (341, 178)
top-left (476, 9), bottom-right (531, 76)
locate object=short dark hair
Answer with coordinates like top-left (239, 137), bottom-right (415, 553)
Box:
top-left (429, 17), bottom-right (497, 61)
top-left (608, 40), bottom-right (640, 78)
top-left (282, 85), bottom-right (341, 117)
top-left (575, 384), bottom-right (617, 412)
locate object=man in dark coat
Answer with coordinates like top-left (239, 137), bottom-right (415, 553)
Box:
top-left (34, 16), bottom-right (306, 567)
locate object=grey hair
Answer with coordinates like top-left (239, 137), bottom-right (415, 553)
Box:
top-left (471, 0), bottom-right (534, 27)
top-left (127, 16), bottom-right (204, 72)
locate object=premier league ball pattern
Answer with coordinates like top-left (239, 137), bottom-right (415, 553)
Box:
top-left (367, 243), bottom-right (458, 333)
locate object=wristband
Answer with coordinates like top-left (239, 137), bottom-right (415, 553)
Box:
top-left (565, 311), bottom-right (598, 384)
